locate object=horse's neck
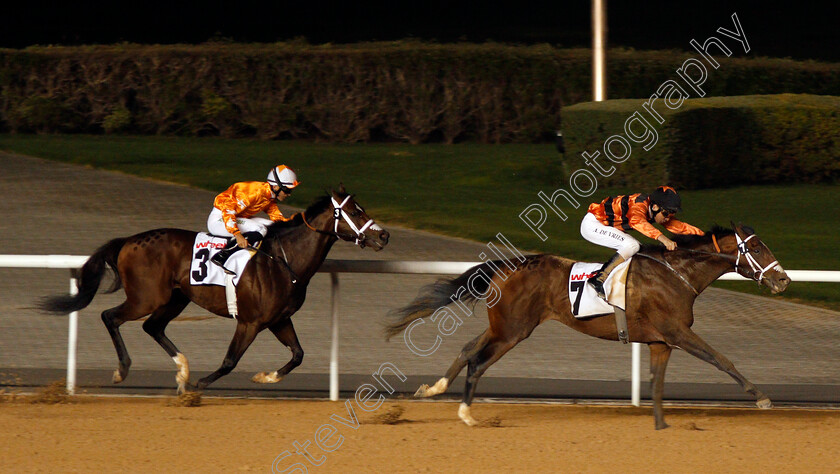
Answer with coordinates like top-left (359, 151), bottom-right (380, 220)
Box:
top-left (673, 239), bottom-right (737, 294)
top-left (274, 212), bottom-right (337, 283)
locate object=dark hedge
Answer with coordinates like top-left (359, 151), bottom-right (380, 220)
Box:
top-left (1, 42), bottom-right (839, 143)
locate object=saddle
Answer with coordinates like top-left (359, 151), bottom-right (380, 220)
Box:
top-left (568, 259), bottom-right (632, 343)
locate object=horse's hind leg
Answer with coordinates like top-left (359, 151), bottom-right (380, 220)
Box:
top-left (415, 329), bottom-right (490, 398)
top-left (459, 334), bottom-right (526, 426)
top-left (102, 302), bottom-right (150, 384)
top-left (142, 290), bottom-right (191, 393)
top-left (673, 328), bottom-right (772, 408)
top-left (252, 319), bottom-right (303, 384)
top-left (195, 321), bottom-right (260, 390)
top-left (649, 342), bottom-right (673, 430)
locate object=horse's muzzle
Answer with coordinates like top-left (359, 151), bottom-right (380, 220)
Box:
top-left (769, 271), bottom-right (791, 294)
top-left (370, 230), bottom-right (389, 251)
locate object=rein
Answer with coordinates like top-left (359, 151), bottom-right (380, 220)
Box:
top-left (248, 240), bottom-right (299, 284)
top-left (277, 242), bottom-right (298, 284)
top-left (635, 253), bottom-right (700, 295)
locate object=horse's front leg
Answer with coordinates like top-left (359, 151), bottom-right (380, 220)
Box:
top-left (649, 342), bottom-right (673, 430)
top-left (252, 319), bottom-right (303, 384)
top-left (195, 321), bottom-right (260, 390)
top-left (671, 327), bottom-right (772, 408)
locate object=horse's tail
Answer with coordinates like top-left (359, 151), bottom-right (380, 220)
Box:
top-left (39, 237), bottom-right (128, 314)
top-left (383, 261), bottom-right (498, 341)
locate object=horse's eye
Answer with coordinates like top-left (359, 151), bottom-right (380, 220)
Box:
top-left (752, 248), bottom-right (761, 254)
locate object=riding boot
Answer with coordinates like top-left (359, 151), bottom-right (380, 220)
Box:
top-left (210, 237), bottom-right (240, 273)
top-left (587, 253), bottom-right (627, 300)
top-left (210, 232), bottom-right (264, 274)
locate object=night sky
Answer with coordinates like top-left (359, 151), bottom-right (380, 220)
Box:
top-left (5, 1), bottom-right (837, 61)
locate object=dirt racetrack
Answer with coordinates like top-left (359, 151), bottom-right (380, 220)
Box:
top-left (1, 395), bottom-right (839, 473)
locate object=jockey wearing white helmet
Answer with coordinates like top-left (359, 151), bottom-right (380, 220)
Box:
top-left (207, 165), bottom-right (300, 272)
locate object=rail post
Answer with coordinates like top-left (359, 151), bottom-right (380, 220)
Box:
top-left (67, 269), bottom-right (79, 395)
top-left (631, 342), bottom-right (641, 406)
top-left (329, 272), bottom-right (340, 401)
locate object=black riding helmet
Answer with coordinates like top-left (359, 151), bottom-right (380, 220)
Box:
top-left (650, 186), bottom-right (682, 213)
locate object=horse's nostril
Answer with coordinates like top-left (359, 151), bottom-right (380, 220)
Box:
top-left (381, 231), bottom-right (390, 242)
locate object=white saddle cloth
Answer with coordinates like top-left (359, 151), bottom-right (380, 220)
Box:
top-left (568, 259), bottom-right (631, 318)
top-left (189, 233), bottom-right (253, 286)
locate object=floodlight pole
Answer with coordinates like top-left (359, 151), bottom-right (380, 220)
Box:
top-left (592, 0), bottom-right (607, 101)
top-left (593, 0), bottom-right (639, 407)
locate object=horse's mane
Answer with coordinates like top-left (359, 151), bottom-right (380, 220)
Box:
top-left (639, 224), bottom-right (752, 253)
top-left (264, 194), bottom-right (343, 239)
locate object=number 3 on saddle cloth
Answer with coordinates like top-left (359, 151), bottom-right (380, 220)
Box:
top-left (568, 259), bottom-right (632, 318)
top-left (190, 233), bottom-right (257, 318)
top-left (189, 233), bottom-right (255, 286)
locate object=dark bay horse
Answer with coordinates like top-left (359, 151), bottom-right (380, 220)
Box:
top-left (385, 223), bottom-right (789, 429)
top-left (41, 186), bottom-right (389, 393)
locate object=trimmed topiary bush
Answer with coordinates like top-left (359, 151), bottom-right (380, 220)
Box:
top-left (561, 94), bottom-right (840, 188)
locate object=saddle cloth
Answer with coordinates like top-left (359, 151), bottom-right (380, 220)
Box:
top-left (189, 233), bottom-right (254, 286)
top-left (568, 259), bottom-right (632, 318)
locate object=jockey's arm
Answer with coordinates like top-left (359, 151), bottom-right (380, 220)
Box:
top-left (266, 202), bottom-right (291, 222)
top-left (627, 207), bottom-right (663, 240)
top-left (664, 219), bottom-right (705, 236)
top-left (628, 205), bottom-right (678, 250)
top-left (214, 184), bottom-right (254, 237)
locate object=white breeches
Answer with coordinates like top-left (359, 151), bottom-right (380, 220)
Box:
top-left (580, 212), bottom-right (641, 260)
top-left (207, 208), bottom-right (273, 238)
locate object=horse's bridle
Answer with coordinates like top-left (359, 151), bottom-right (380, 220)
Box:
top-left (330, 195), bottom-right (376, 245)
top-left (302, 195), bottom-right (379, 247)
top-left (675, 232), bottom-right (778, 283)
top-left (734, 233), bottom-right (779, 283)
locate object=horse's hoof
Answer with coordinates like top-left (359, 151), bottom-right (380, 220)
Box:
top-left (415, 378), bottom-right (448, 398)
top-left (655, 422), bottom-right (670, 430)
top-left (112, 370), bottom-right (124, 384)
top-left (458, 403), bottom-right (478, 427)
top-left (252, 371), bottom-right (283, 384)
top-left (173, 353), bottom-right (190, 394)
top-left (757, 397), bottom-right (773, 409)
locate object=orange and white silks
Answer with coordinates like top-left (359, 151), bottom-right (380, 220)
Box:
top-left (586, 193), bottom-right (704, 240)
top-left (211, 181), bottom-right (290, 235)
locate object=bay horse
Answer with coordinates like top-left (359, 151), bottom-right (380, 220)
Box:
top-left (41, 186), bottom-right (389, 392)
top-left (385, 223), bottom-right (790, 429)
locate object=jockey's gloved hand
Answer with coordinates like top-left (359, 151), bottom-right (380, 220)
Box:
top-left (234, 233), bottom-right (249, 249)
top-left (657, 234), bottom-right (677, 251)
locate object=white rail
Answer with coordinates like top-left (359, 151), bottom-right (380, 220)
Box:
top-left (1, 254), bottom-right (838, 402)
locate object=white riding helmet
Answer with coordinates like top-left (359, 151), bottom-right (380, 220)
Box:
top-left (267, 165), bottom-right (300, 189)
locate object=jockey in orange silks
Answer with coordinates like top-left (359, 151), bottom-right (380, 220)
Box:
top-left (581, 186), bottom-right (704, 298)
top-left (207, 165), bottom-right (300, 270)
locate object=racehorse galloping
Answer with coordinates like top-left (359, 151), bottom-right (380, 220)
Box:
top-left (385, 223), bottom-right (789, 429)
top-left (41, 186), bottom-right (389, 392)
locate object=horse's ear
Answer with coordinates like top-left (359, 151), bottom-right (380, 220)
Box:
top-left (730, 220), bottom-right (738, 232)
top-left (338, 182), bottom-right (346, 194)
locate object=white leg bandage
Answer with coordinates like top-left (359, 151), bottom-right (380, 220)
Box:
top-left (225, 273), bottom-right (238, 318)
